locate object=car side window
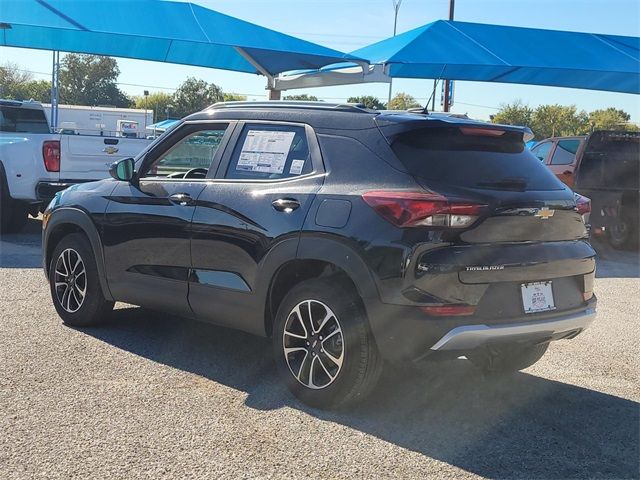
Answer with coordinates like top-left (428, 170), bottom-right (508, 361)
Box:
top-left (531, 142), bottom-right (552, 162)
top-left (550, 139), bottom-right (581, 165)
top-left (142, 127), bottom-right (228, 179)
top-left (225, 124), bottom-right (312, 180)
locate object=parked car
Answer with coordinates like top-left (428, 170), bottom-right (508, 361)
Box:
top-left (531, 131), bottom-right (639, 249)
top-left (0, 99), bottom-right (151, 233)
top-left (43, 102), bottom-right (597, 408)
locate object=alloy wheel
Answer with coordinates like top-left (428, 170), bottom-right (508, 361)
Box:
top-left (54, 248), bottom-right (87, 313)
top-left (282, 299), bottom-right (344, 390)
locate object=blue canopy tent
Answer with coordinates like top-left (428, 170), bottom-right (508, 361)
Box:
top-left (275, 20), bottom-right (640, 95)
top-left (0, 0), bottom-right (366, 125)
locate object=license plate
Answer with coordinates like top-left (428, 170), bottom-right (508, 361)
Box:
top-left (521, 281), bottom-right (555, 314)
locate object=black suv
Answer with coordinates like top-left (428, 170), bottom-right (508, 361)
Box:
top-left (43, 102), bottom-right (597, 408)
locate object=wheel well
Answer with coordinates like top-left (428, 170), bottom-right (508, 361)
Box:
top-left (265, 259), bottom-right (358, 337)
top-left (45, 223), bottom-right (86, 272)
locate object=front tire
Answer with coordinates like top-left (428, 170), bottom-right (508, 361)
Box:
top-left (467, 343), bottom-right (549, 373)
top-left (608, 209), bottom-right (638, 250)
top-left (273, 278), bottom-right (382, 409)
top-left (49, 233), bottom-right (114, 327)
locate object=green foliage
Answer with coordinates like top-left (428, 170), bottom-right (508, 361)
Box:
top-left (531, 104), bottom-right (589, 139)
top-left (347, 95), bottom-right (386, 110)
top-left (223, 93), bottom-right (247, 102)
top-left (283, 94), bottom-right (319, 101)
top-left (588, 107), bottom-right (633, 131)
top-left (491, 100), bottom-right (533, 127)
top-left (387, 92), bottom-right (421, 110)
top-left (133, 92), bottom-right (173, 122)
top-left (171, 77), bottom-right (223, 118)
top-left (59, 54), bottom-right (132, 107)
top-left (0, 63), bottom-right (51, 102)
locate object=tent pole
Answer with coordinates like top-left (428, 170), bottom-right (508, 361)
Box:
top-left (443, 0), bottom-right (455, 112)
top-left (268, 89), bottom-right (281, 100)
top-left (50, 50), bottom-right (60, 130)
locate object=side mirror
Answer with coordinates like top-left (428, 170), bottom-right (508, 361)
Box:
top-left (109, 157), bottom-right (135, 182)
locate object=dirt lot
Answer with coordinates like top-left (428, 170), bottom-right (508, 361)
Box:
top-left (1, 218), bottom-right (638, 479)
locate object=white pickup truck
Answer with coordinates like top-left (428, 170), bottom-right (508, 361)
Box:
top-left (0, 100), bottom-right (152, 232)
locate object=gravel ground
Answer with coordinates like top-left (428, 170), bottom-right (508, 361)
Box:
top-left (1, 218), bottom-right (639, 479)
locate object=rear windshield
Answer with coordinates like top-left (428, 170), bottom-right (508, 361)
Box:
top-left (0, 105), bottom-right (50, 134)
top-left (578, 132), bottom-right (639, 190)
top-left (390, 126), bottom-right (565, 191)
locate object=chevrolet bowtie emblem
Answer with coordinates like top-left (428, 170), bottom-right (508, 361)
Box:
top-left (534, 207), bottom-right (555, 219)
top-left (103, 146), bottom-right (119, 154)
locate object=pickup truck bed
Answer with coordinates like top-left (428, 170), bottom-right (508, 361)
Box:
top-left (0, 99), bottom-right (151, 233)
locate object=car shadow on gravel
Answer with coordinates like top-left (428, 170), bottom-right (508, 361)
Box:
top-left (0, 217), bottom-right (43, 268)
top-left (84, 306), bottom-right (639, 479)
top-left (591, 238), bottom-right (639, 278)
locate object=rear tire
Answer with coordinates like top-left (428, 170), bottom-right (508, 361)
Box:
top-left (273, 277), bottom-right (382, 409)
top-left (467, 343), bottom-right (549, 373)
top-left (0, 196), bottom-right (28, 234)
top-left (49, 233), bottom-right (114, 327)
top-left (608, 209), bottom-right (638, 250)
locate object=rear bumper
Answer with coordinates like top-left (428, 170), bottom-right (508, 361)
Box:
top-left (430, 307), bottom-right (596, 351)
top-left (36, 180), bottom-right (92, 202)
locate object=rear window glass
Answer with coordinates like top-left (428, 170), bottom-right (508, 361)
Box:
top-left (391, 127), bottom-right (564, 191)
top-left (578, 133), bottom-right (639, 189)
top-left (0, 105), bottom-right (50, 134)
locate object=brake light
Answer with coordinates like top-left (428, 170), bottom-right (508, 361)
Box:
top-left (574, 193), bottom-right (591, 216)
top-left (362, 191), bottom-right (485, 228)
top-left (43, 140), bottom-right (60, 172)
top-left (420, 304), bottom-right (476, 316)
top-left (459, 127), bottom-right (505, 137)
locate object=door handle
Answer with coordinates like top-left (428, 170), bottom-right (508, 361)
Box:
top-left (168, 193), bottom-right (193, 206)
top-left (272, 198), bottom-right (300, 212)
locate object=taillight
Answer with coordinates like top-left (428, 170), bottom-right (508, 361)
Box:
top-left (420, 304), bottom-right (476, 316)
top-left (362, 191), bottom-right (485, 228)
top-left (574, 193), bottom-right (591, 216)
top-left (43, 140), bottom-right (60, 172)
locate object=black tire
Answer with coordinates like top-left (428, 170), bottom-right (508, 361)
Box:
top-left (467, 343), bottom-right (549, 373)
top-left (0, 193), bottom-right (28, 234)
top-left (49, 232), bottom-right (114, 327)
top-left (608, 209), bottom-right (638, 250)
top-left (273, 277), bottom-right (382, 409)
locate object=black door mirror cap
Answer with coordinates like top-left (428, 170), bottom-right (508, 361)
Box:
top-left (109, 157), bottom-right (136, 182)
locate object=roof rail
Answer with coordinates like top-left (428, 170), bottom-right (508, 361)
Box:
top-left (207, 100), bottom-right (374, 114)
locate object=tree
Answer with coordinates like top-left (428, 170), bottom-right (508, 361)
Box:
top-left (387, 92), bottom-right (421, 110)
top-left (59, 54), bottom-right (131, 107)
top-left (588, 107), bottom-right (632, 131)
top-left (283, 94), bottom-right (318, 101)
top-left (347, 95), bottom-right (386, 110)
top-left (531, 104), bottom-right (588, 139)
top-left (133, 92), bottom-right (173, 122)
top-left (0, 63), bottom-right (51, 102)
top-left (223, 93), bottom-right (247, 102)
top-left (172, 77), bottom-right (223, 118)
top-left (491, 100), bottom-right (533, 127)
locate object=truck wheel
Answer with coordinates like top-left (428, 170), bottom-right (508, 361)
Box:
top-left (273, 277), bottom-right (382, 409)
top-left (467, 343), bottom-right (549, 373)
top-left (0, 197), bottom-right (28, 234)
top-left (49, 233), bottom-right (114, 327)
top-left (608, 209), bottom-right (638, 250)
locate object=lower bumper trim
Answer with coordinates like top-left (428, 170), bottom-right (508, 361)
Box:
top-left (430, 307), bottom-right (596, 351)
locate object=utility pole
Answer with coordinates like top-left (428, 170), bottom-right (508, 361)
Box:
top-left (442, 0), bottom-right (454, 112)
top-left (387, 0), bottom-right (403, 105)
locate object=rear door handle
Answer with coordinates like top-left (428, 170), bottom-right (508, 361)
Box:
top-left (168, 193), bottom-right (193, 206)
top-left (272, 198), bottom-right (300, 212)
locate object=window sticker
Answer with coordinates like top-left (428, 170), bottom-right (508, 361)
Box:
top-left (236, 130), bottom-right (295, 174)
top-left (289, 159), bottom-right (305, 175)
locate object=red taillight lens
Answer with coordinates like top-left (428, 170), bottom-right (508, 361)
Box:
top-left (43, 140), bottom-right (60, 172)
top-left (362, 191), bottom-right (485, 228)
top-left (574, 193), bottom-right (591, 216)
top-left (420, 304), bottom-right (476, 316)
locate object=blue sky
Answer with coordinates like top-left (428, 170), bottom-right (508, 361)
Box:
top-left (2, 0), bottom-right (639, 121)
